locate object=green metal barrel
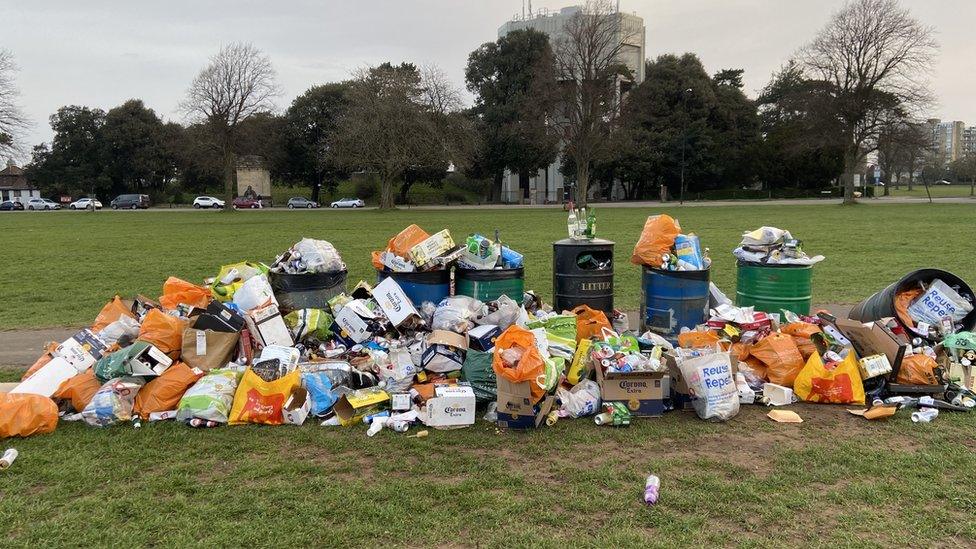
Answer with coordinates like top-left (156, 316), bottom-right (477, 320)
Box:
top-left (455, 268), bottom-right (524, 304)
top-left (735, 262), bottom-right (813, 315)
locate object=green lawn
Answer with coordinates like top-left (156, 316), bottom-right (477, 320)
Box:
top-left (885, 183), bottom-right (976, 198)
top-left (2, 202), bottom-right (976, 330)
top-left (1, 365), bottom-right (974, 547)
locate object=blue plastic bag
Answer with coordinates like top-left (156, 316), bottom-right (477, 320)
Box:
top-left (302, 372), bottom-right (338, 416)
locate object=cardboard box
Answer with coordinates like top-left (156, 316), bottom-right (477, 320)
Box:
top-left (835, 318), bottom-right (907, 372)
top-left (10, 357), bottom-right (77, 397)
top-left (193, 301), bottom-right (246, 333)
top-left (54, 329), bottom-right (109, 371)
top-left (496, 395), bottom-right (555, 429)
top-left (468, 324), bottom-right (501, 352)
top-left (421, 330), bottom-right (469, 373)
top-left (372, 277), bottom-right (422, 327)
top-left (333, 388), bottom-right (390, 426)
top-left (596, 366), bottom-right (668, 417)
top-left (333, 306), bottom-right (371, 344)
top-left (283, 387), bottom-right (311, 425)
top-left (409, 229), bottom-right (455, 268)
top-left (245, 304), bottom-right (293, 348)
top-left (422, 383), bottom-right (476, 427)
top-left (127, 343), bottom-right (173, 376)
top-left (495, 376), bottom-right (539, 416)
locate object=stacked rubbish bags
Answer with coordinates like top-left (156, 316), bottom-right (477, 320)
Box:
top-left (4, 220), bottom-right (976, 441)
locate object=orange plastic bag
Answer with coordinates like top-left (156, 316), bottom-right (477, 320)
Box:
top-left (0, 393), bottom-right (58, 438)
top-left (159, 277), bottom-right (211, 310)
top-left (729, 342), bottom-right (751, 362)
top-left (631, 214), bottom-right (681, 267)
top-left (741, 356), bottom-right (767, 380)
top-left (134, 362), bottom-right (203, 419)
top-left (750, 333), bottom-right (805, 387)
top-left (138, 309), bottom-right (188, 357)
top-left (91, 296), bottom-right (137, 333)
top-left (897, 354), bottom-right (940, 385)
top-left (678, 330), bottom-right (721, 349)
top-left (374, 225), bottom-right (431, 269)
top-left (228, 367), bottom-right (301, 425)
top-left (21, 343), bottom-right (58, 381)
top-left (781, 322), bottom-right (822, 360)
top-left (492, 326), bottom-right (546, 404)
top-left (53, 370), bottom-right (101, 412)
top-left (573, 305), bottom-right (612, 342)
top-left (895, 288), bottom-right (924, 328)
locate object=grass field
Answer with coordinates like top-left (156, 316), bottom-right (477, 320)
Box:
top-left (2, 202), bottom-right (976, 330)
top-left (885, 184), bottom-right (976, 198)
top-left (3, 203), bottom-right (976, 546)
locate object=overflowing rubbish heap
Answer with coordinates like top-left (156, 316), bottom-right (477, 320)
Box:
top-left (2, 222), bottom-right (976, 442)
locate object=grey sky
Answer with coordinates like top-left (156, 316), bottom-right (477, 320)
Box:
top-left (4, 0), bottom-right (974, 156)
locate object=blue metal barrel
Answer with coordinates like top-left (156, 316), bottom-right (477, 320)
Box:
top-left (376, 269), bottom-right (451, 307)
top-left (641, 266), bottom-right (710, 343)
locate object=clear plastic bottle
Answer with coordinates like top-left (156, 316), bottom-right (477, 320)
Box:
top-left (577, 207), bottom-right (587, 238)
top-left (567, 209), bottom-right (578, 239)
top-left (644, 474), bottom-right (660, 505)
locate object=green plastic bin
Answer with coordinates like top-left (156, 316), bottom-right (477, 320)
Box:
top-left (455, 268), bottom-right (524, 304)
top-left (735, 262), bottom-right (812, 315)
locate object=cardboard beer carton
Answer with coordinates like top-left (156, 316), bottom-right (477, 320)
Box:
top-left (408, 230), bottom-right (455, 268)
top-left (333, 387), bottom-right (390, 426)
top-left (596, 365), bottom-right (668, 417)
top-left (245, 304), bottom-right (293, 348)
top-left (421, 384), bottom-right (476, 427)
top-left (372, 277), bottom-right (422, 327)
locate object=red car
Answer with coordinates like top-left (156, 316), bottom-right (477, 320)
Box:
top-left (232, 196), bottom-right (263, 209)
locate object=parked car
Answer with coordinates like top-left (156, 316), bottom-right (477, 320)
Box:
top-left (232, 196), bottom-right (263, 209)
top-left (68, 197), bottom-right (103, 210)
top-left (330, 197), bottom-right (365, 208)
top-left (26, 198), bottom-right (61, 210)
top-left (936, 179), bottom-right (952, 185)
top-left (287, 197), bottom-right (319, 209)
top-left (193, 196), bottom-right (225, 209)
top-left (0, 200), bottom-right (24, 211)
top-left (111, 194), bottom-right (151, 210)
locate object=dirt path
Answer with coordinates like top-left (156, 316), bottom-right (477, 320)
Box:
top-left (0, 304), bottom-right (852, 368)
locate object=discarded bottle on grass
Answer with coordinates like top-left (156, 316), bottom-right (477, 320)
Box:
top-left (911, 408), bottom-right (938, 423)
top-left (643, 474), bottom-right (660, 505)
top-left (0, 448), bottom-right (18, 470)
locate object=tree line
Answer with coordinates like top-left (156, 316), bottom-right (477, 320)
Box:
top-left (1, 0), bottom-right (959, 209)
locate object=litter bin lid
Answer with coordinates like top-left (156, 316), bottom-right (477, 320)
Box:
top-left (553, 238), bottom-right (614, 247)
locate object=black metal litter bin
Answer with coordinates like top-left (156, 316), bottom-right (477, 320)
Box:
top-left (553, 238), bottom-right (614, 316)
top-left (269, 270), bottom-right (347, 312)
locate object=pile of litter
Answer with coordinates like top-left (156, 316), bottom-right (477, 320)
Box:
top-left (3, 222), bottom-right (975, 453)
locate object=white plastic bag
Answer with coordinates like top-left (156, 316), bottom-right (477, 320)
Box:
top-left (476, 295), bottom-right (522, 330)
top-left (292, 238), bottom-right (346, 273)
top-left (97, 315), bottom-right (141, 347)
top-left (677, 351), bottom-right (739, 421)
top-left (557, 380), bottom-right (601, 418)
top-left (233, 274), bottom-right (277, 311)
top-left (431, 296), bottom-right (484, 333)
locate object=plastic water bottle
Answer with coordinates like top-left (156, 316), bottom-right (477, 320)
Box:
top-left (644, 475), bottom-right (660, 505)
top-left (567, 209), bottom-right (578, 239)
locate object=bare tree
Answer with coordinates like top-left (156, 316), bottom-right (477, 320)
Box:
top-left (181, 43), bottom-right (280, 209)
top-left (330, 63), bottom-right (471, 210)
top-left (0, 50), bottom-right (29, 159)
top-left (800, 0), bottom-right (937, 204)
top-left (877, 119), bottom-right (931, 195)
top-left (553, 0), bottom-right (638, 206)
top-left (419, 65), bottom-right (464, 115)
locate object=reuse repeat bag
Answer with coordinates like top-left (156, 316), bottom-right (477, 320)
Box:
top-left (159, 277), bottom-right (211, 311)
top-left (677, 351), bottom-right (739, 421)
top-left (134, 362), bottom-right (204, 419)
top-left (137, 309), bottom-right (188, 357)
top-left (229, 367), bottom-right (301, 425)
top-left (751, 333), bottom-right (805, 387)
top-left (573, 305), bottom-right (612, 343)
top-left (781, 322), bottom-right (822, 360)
top-left (0, 393), bottom-right (59, 438)
top-left (897, 354), bottom-right (940, 385)
top-left (53, 370), bottom-right (102, 412)
top-left (794, 352), bottom-right (865, 405)
top-left (631, 214), bottom-right (681, 267)
top-left (492, 325), bottom-right (546, 404)
top-left (91, 296), bottom-right (137, 333)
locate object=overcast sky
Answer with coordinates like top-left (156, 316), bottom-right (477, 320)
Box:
top-left (4, 0), bottom-right (974, 157)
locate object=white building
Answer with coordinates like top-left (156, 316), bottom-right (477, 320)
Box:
top-left (498, 4), bottom-right (646, 204)
top-left (928, 119), bottom-right (965, 163)
top-left (0, 161), bottom-right (40, 203)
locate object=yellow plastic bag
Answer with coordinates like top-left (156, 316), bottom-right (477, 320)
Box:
top-left (159, 277), bottom-right (211, 310)
top-left (0, 393), bottom-right (58, 438)
top-left (210, 262), bottom-right (268, 302)
top-left (228, 368), bottom-right (301, 425)
top-left (794, 352), bottom-right (865, 405)
top-left (567, 338), bottom-right (593, 385)
top-left (631, 214), bottom-right (680, 267)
